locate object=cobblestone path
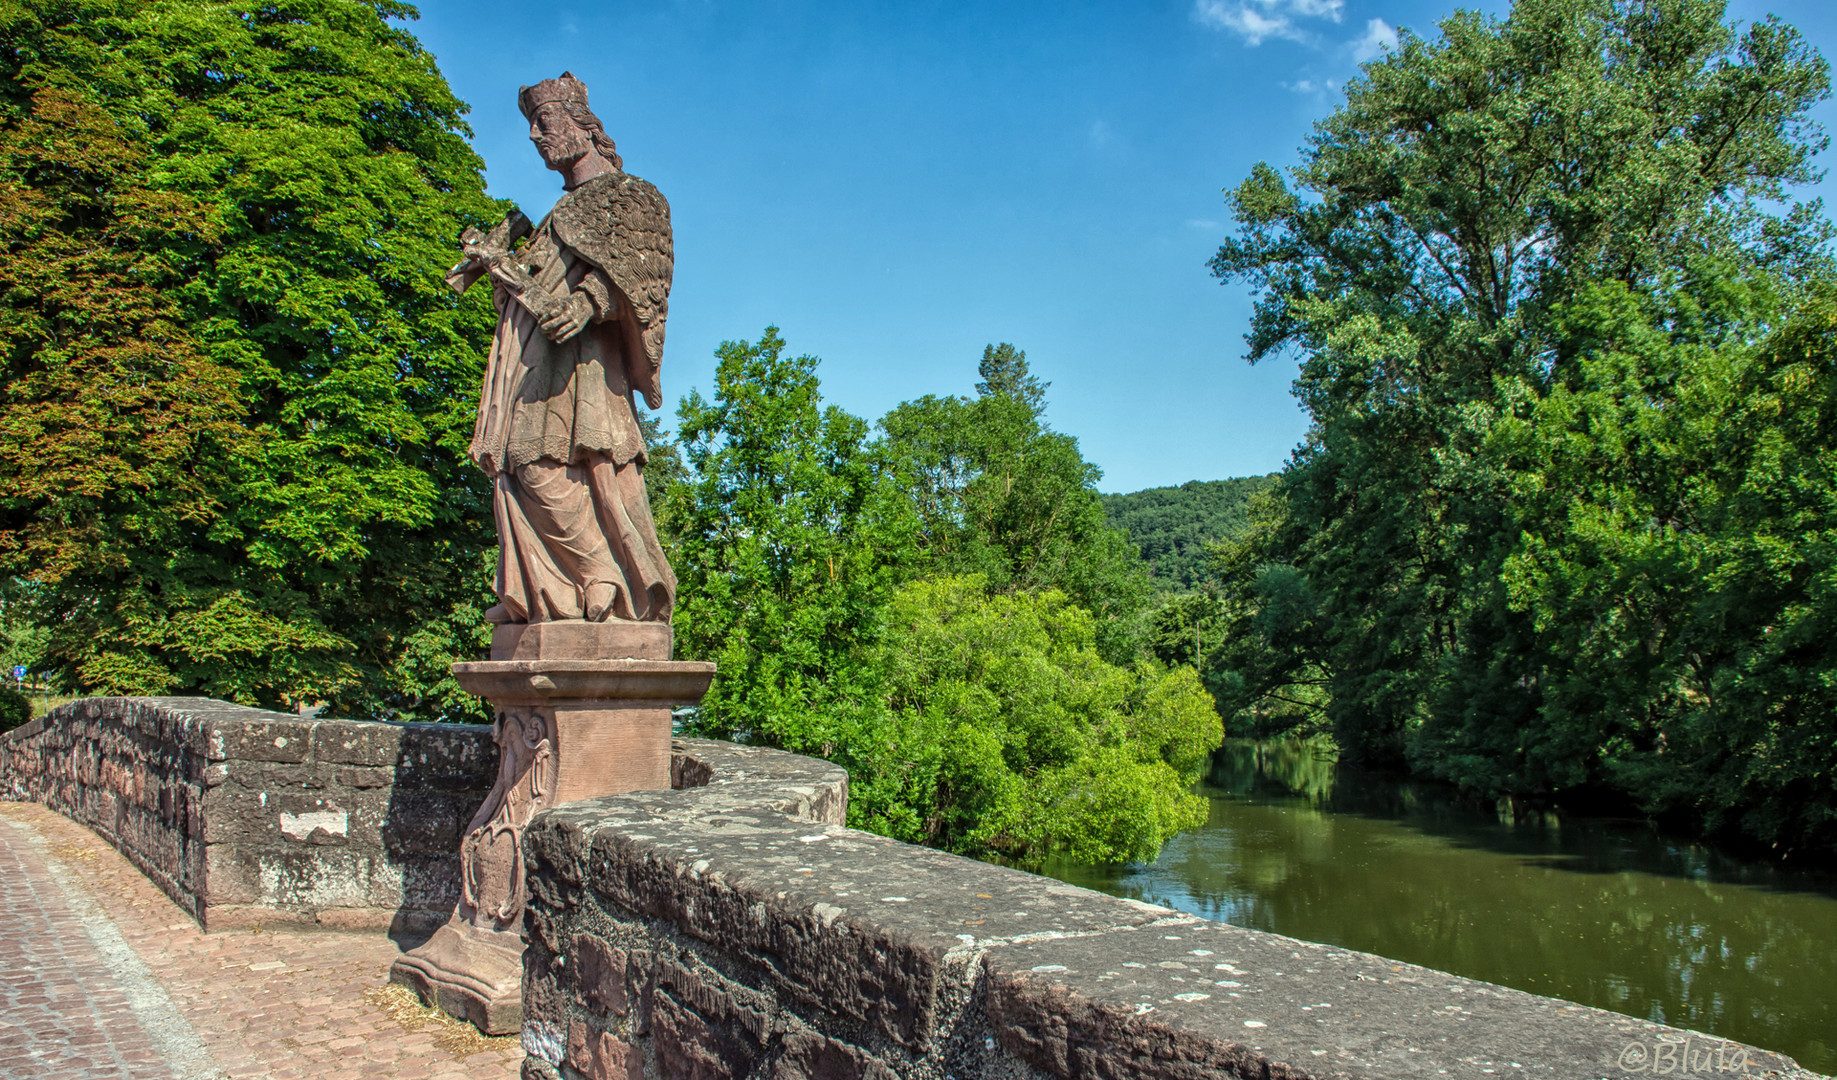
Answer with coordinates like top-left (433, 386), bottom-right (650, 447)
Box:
top-left (0, 801), bottom-right (525, 1080)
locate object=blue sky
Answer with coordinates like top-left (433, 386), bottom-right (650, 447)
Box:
top-left (407, 0), bottom-right (1837, 493)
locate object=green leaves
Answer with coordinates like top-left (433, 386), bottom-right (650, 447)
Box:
top-left (668, 327), bottom-right (921, 753)
top-left (1208, 0), bottom-right (1837, 856)
top-left (0, 0), bottom-right (502, 715)
top-left (847, 577), bottom-right (1217, 865)
top-left (1102, 475), bottom-right (1276, 590)
top-left (1483, 279), bottom-right (1837, 854)
top-left (663, 331), bottom-right (1214, 865)
top-left (880, 348), bottom-right (1150, 664)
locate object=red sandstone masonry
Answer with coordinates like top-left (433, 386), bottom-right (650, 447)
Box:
top-left (519, 740), bottom-right (1823, 1080)
top-left (8, 704), bottom-right (1825, 1080)
top-left (0, 696), bottom-right (497, 932)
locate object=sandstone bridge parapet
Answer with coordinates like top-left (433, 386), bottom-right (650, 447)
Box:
top-left (2, 700), bottom-right (1820, 1080)
top-left (520, 740), bottom-right (1819, 1080)
top-left (0, 696), bottom-right (497, 932)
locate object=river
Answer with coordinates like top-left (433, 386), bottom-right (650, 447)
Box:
top-left (1042, 739), bottom-right (1837, 1074)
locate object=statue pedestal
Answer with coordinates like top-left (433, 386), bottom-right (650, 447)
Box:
top-left (390, 651), bottom-right (713, 1034)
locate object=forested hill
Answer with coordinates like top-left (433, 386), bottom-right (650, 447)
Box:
top-left (1102, 475), bottom-right (1277, 589)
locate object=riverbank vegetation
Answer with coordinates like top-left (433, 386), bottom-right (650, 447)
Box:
top-left (1204, 0), bottom-right (1837, 861)
top-left (7, 0), bottom-right (1836, 867)
top-left (665, 330), bottom-right (1218, 863)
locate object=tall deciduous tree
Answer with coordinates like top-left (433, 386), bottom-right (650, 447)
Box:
top-left (0, 0), bottom-right (503, 715)
top-left (667, 327), bottom-right (921, 753)
top-left (1484, 274), bottom-right (1837, 857)
top-left (882, 346), bottom-right (1149, 663)
top-left (1209, 0), bottom-right (1832, 848)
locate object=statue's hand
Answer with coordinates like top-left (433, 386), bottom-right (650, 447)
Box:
top-left (459, 227), bottom-right (510, 269)
top-left (539, 292), bottom-right (594, 342)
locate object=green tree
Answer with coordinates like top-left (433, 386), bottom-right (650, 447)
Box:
top-left (1477, 274), bottom-right (1837, 856)
top-left (976, 342), bottom-right (1049, 420)
top-left (0, 686), bottom-right (27, 732)
top-left (0, 0), bottom-right (503, 716)
top-left (845, 576), bottom-right (1219, 864)
top-left (664, 332), bottom-right (1212, 865)
top-left (882, 346), bottom-right (1149, 663)
top-left (0, 580), bottom-right (51, 687)
top-left (1102, 474), bottom-right (1278, 590)
top-left (667, 327), bottom-right (921, 753)
top-left (1210, 0), bottom-right (1830, 776)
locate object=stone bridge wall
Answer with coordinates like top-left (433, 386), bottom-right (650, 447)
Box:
top-left (521, 740), bottom-right (1817, 1080)
top-left (3, 702), bottom-right (1818, 1079)
top-left (0, 696), bottom-right (496, 932)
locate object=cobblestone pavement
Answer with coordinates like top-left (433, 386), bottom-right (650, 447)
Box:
top-left (0, 801), bottom-right (525, 1080)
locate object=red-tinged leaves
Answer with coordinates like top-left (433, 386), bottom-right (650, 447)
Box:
top-left (1, 2), bottom-right (501, 714)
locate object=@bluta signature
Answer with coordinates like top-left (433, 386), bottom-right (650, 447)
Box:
top-left (1617, 1036), bottom-right (1753, 1075)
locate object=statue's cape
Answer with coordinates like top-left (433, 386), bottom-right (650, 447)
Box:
top-left (551, 171), bottom-right (673, 410)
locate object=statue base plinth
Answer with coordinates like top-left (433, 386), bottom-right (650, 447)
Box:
top-left (490, 620), bottom-right (672, 661)
top-left (390, 919), bottom-right (526, 1034)
top-left (390, 653), bottom-right (714, 1034)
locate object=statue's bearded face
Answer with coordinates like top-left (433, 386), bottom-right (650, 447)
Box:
top-left (529, 103), bottom-right (592, 171)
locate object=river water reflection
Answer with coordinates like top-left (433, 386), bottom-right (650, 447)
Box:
top-left (1042, 739), bottom-right (1837, 1074)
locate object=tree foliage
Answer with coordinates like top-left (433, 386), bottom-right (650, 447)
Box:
top-left (0, 686), bottom-right (27, 732)
top-left (1479, 276), bottom-right (1837, 854)
top-left (881, 346), bottom-right (1149, 663)
top-left (843, 576), bottom-right (1218, 865)
top-left (668, 328), bottom-right (921, 753)
top-left (0, 0), bottom-right (502, 715)
top-left (975, 342), bottom-right (1048, 419)
top-left (664, 330), bottom-right (1213, 864)
top-left (1208, 0), bottom-right (1836, 856)
top-left (1102, 474), bottom-right (1277, 590)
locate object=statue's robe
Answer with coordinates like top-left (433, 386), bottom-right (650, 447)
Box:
top-left (468, 172), bottom-right (675, 623)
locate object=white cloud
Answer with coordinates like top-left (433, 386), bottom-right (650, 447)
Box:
top-left (1280, 77), bottom-right (1342, 95)
top-left (1194, 0), bottom-right (1343, 46)
top-left (1195, 1), bottom-right (1299, 45)
top-left (1350, 18), bottom-right (1399, 63)
top-left (1088, 119), bottom-right (1113, 149)
top-left (1186, 218), bottom-right (1224, 230)
top-left (1288, 0), bottom-right (1345, 20)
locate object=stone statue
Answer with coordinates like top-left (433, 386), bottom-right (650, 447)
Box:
top-left (449, 71), bottom-right (675, 627)
top-left (392, 73), bottom-right (713, 1036)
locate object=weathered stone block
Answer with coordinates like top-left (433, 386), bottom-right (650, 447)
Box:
top-left (383, 792), bottom-right (481, 856)
top-left (215, 718), bottom-right (313, 764)
top-left (651, 989), bottom-right (760, 1080)
top-left (202, 844), bottom-right (263, 906)
top-left (200, 789), bottom-right (354, 845)
top-left (568, 1021), bottom-right (644, 1080)
top-left (312, 720), bottom-right (404, 766)
top-left (770, 1032), bottom-right (897, 1080)
top-left (335, 765), bottom-right (393, 789)
top-left (395, 721), bottom-right (497, 780)
top-left (574, 933), bottom-right (630, 1017)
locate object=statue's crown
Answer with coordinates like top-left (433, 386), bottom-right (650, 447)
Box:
top-left (519, 72), bottom-right (590, 117)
